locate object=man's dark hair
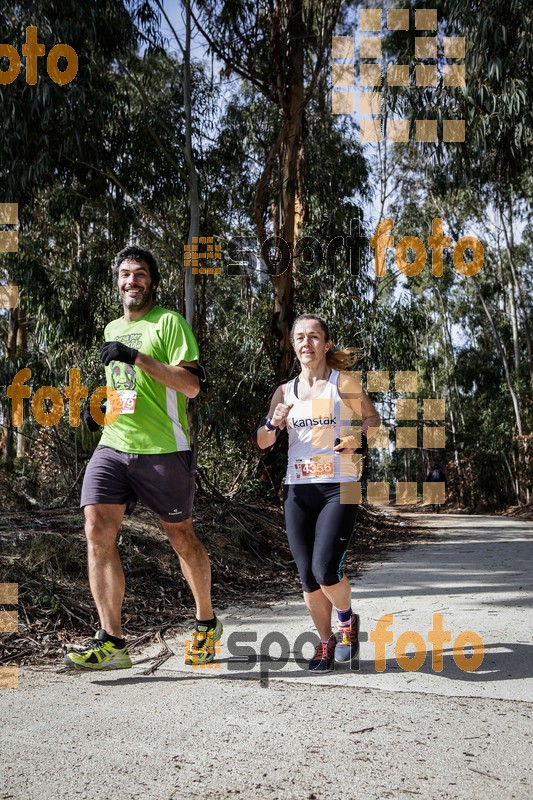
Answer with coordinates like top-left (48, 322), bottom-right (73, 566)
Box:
top-left (112, 246), bottom-right (161, 291)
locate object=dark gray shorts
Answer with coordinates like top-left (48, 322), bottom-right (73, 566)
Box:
top-left (80, 446), bottom-right (195, 523)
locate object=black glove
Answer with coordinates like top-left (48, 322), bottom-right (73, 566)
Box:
top-left (100, 341), bottom-right (138, 366)
top-left (83, 400), bottom-right (102, 432)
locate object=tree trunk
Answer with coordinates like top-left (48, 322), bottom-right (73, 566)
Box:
top-left (15, 304), bottom-right (30, 458)
top-left (502, 452), bottom-right (520, 505)
top-left (435, 289), bottom-right (464, 504)
top-left (270, 0), bottom-right (305, 382)
top-left (4, 306), bottom-right (20, 463)
top-left (507, 276), bottom-right (520, 374)
top-left (179, 0), bottom-right (200, 464)
top-left (183, 0), bottom-right (198, 331)
top-left (475, 287), bottom-right (523, 436)
top-left (500, 201), bottom-right (533, 391)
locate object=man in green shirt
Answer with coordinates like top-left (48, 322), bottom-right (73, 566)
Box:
top-left (65, 246), bottom-right (221, 670)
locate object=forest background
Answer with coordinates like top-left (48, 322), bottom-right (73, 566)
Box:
top-left (0, 0), bottom-right (531, 519)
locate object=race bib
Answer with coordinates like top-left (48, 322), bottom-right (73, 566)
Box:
top-left (294, 456), bottom-right (335, 478)
top-left (117, 389), bottom-right (137, 414)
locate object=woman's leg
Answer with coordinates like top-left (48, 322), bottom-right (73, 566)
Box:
top-left (311, 485), bottom-right (359, 612)
top-left (303, 588), bottom-right (334, 641)
top-left (319, 574), bottom-right (352, 613)
top-left (310, 485), bottom-right (360, 660)
top-left (284, 484), bottom-right (358, 641)
top-left (284, 485), bottom-right (334, 638)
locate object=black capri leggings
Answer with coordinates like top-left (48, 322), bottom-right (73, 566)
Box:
top-left (283, 482), bottom-right (359, 593)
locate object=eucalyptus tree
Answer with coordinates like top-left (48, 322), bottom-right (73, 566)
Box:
top-left (0, 0), bottom-right (137, 461)
top-left (189, 0), bottom-right (361, 378)
top-left (375, 0), bottom-right (532, 506)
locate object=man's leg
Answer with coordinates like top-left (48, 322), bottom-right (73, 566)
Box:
top-left (161, 517), bottom-right (213, 620)
top-left (65, 502), bottom-right (130, 670)
top-left (84, 503), bottom-right (126, 637)
top-left (162, 517), bottom-right (221, 665)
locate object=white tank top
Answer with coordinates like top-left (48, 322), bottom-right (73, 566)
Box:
top-left (283, 369), bottom-right (362, 484)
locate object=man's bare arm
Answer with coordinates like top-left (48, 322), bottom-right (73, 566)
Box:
top-left (134, 354), bottom-right (200, 398)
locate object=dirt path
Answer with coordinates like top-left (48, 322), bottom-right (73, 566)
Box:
top-left (1, 512), bottom-right (532, 799)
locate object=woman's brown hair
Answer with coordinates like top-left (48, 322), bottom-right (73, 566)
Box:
top-left (290, 314), bottom-right (359, 371)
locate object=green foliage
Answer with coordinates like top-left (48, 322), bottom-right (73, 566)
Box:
top-left (382, 0), bottom-right (532, 188)
top-left (0, 1), bottom-right (137, 201)
top-left (1, 0), bottom-right (529, 513)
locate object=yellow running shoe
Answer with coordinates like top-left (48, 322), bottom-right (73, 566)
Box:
top-left (64, 629), bottom-right (132, 670)
top-left (185, 617), bottom-right (223, 665)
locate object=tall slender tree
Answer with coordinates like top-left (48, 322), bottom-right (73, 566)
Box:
top-left (191, 0), bottom-right (353, 378)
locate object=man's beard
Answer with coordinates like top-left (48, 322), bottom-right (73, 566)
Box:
top-left (121, 286), bottom-right (153, 310)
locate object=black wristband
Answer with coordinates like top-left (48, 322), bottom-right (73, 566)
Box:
top-left (183, 364), bottom-right (208, 391)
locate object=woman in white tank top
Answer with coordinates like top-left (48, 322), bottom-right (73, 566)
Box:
top-left (257, 314), bottom-right (380, 672)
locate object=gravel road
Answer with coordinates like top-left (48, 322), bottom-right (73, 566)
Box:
top-left (1, 512), bottom-right (531, 800)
